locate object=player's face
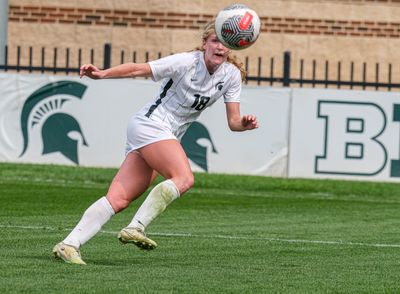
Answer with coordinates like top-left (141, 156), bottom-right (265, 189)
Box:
top-left (203, 33), bottom-right (230, 73)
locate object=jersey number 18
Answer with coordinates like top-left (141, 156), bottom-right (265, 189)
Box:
top-left (191, 94), bottom-right (210, 111)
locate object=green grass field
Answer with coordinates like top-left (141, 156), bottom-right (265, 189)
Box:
top-left (1, 162), bottom-right (400, 293)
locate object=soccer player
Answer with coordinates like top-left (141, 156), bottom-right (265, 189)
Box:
top-left (53, 20), bottom-right (259, 265)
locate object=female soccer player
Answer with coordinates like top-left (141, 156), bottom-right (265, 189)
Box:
top-left (53, 21), bottom-right (259, 265)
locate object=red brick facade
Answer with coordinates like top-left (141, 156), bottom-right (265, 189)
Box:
top-left (8, 4), bottom-right (400, 39)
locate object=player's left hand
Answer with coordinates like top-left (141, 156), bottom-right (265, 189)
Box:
top-left (241, 115), bottom-right (259, 130)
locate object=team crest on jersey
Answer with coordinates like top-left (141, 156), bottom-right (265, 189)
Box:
top-left (19, 81), bottom-right (88, 164)
top-left (215, 81), bottom-right (224, 91)
top-left (181, 122), bottom-right (217, 172)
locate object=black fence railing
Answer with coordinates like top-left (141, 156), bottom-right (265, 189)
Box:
top-left (1, 43), bottom-right (399, 91)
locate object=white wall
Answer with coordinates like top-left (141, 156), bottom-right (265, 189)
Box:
top-left (1, 73), bottom-right (399, 182)
top-left (0, 73), bottom-right (290, 176)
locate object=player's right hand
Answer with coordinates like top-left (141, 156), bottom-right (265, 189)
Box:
top-left (79, 64), bottom-right (103, 79)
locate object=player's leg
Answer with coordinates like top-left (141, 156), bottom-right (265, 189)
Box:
top-left (54, 151), bottom-right (155, 264)
top-left (119, 139), bottom-right (194, 249)
top-left (139, 139), bottom-right (194, 194)
top-left (53, 195), bottom-right (115, 265)
top-left (106, 150), bottom-right (158, 213)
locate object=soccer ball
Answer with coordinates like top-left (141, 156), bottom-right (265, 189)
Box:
top-left (214, 4), bottom-right (261, 50)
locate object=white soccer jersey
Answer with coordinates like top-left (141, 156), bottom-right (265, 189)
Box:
top-left (136, 50), bottom-right (242, 139)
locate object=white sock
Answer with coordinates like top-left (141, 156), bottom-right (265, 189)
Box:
top-left (127, 179), bottom-right (180, 230)
top-left (63, 196), bottom-right (115, 248)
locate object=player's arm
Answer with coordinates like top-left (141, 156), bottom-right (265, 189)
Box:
top-left (225, 102), bottom-right (259, 132)
top-left (79, 63), bottom-right (153, 79)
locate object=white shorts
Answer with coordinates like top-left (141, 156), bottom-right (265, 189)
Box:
top-left (125, 115), bottom-right (177, 155)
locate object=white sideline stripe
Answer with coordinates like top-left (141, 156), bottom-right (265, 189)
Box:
top-left (1, 224), bottom-right (400, 248)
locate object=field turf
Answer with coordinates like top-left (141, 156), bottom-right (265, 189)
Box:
top-left (1, 162), bottom-right (400, 293)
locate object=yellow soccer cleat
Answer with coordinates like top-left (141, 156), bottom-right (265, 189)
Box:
top-left (52, 242), bottom-right (86, 265)
top-left (118, 227), bottom-right (157, 250)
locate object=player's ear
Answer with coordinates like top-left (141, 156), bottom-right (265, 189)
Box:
top-left (202, 38), bottom-right (206, 50)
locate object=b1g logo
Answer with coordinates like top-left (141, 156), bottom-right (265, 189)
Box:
top-left (19, 81), bottom-right (88, 164)
top-left (315, 100), bottom-right (400, 177)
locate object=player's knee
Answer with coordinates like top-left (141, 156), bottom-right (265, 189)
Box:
top-left (177, 173), bottom-right (194, 195)
top-left (186, 173), bottom-right (195, 189)
top-left (106, 195), bottom-right (130, 213)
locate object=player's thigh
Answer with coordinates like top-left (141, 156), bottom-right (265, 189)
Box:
top-left (107, 151), bottom-right (157, 209)
top-left (138, 139), bottom-right (192, 179)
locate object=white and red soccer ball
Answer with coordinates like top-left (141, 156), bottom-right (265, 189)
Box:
top-left (215, 4), bottom-right (261, 50)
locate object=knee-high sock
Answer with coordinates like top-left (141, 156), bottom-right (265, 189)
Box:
top-left (127, 179), bottom-right (180, 230)
top-left (63, 196), bottom-right (115, 248)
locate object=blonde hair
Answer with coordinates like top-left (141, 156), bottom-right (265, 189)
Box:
top-left (195, 20), bottom-right (247, 82)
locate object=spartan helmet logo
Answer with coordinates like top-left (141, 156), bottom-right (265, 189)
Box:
top-left (181, 122), bottom-right (217, 172)
top-left (20, 81), bottom-right (88, 164)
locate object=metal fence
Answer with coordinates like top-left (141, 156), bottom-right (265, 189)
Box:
top-left (1, 43), bottom-right (399, 91)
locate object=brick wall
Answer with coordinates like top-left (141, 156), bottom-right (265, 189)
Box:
top-left (8, 5), bottom-right (400, 39)
top-left (5, 0), bottom-right (400, 88)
